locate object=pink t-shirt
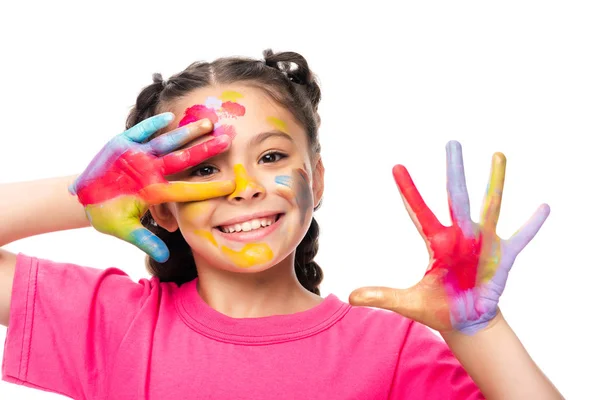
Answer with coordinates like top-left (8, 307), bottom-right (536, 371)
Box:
top-left (2, 254), bottom-right (483, 399)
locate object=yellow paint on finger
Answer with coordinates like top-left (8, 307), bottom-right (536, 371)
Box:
top-left (480, 152), bottom-right (506, 230)
top-left (141, 181), bottom-right (235, 204)
top-left (219, 91), bottom-right (244, 102)
top-left (477, 237), bottom-right (502, 284)
top-left (266, 116), bottom-right (288, 133)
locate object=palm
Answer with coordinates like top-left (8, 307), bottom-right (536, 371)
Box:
top-left (351, 141), bottom-right (550, 335)
top-left (70, 114), bottom-right (235, 262)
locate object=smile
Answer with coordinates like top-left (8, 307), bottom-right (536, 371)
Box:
top-left (214, 213), bottom-right (284, 242)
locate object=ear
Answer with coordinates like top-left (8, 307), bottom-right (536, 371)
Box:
top-left (312, 156), bottom-right (325, 208)
top-left (148, 203), bottom-right (179, 232)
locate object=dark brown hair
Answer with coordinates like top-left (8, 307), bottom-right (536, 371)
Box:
top-left (126, 49), bottom-right (324, 294)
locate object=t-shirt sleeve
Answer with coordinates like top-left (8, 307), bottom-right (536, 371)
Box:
top-left (389, 320), bottom-right (485, 399)
top-left (2, 253), bottom-right (156, 399)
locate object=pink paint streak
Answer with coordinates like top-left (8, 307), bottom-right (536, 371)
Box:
top-left (213, 125), bottom-right (237, 140)
top-left (178, 105), bottom-right (219, 127)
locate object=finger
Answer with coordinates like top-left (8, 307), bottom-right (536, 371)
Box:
top-left (161, 135), bottom-right (231, 176)
top-left (349, 286), bottom-right (423, 321)
top-left (446, 140), bottom-right (473, 236)
top-left (123, 113), bottom-right (174, 142)
top-left (480, 152), bottom-right (506, 232)
top-left (507, 203), bottom-right (551, 254)
top-left (140, 180), bottom-right (236, 204)
top-left (126, 225), bottom-right (170, 263)
top-left (393, 164), bottom-right (444, 238)
top-left (147, 118), bottom-right (214, 156)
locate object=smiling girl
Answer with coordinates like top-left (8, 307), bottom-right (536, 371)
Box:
top-left (0, 50), bottom-right (562, 399)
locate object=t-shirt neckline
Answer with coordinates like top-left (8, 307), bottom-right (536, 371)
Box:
top-left (175, 278), bottom-right (351, 345)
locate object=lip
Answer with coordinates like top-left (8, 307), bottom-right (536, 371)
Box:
top-left (215, 211), bottom-right (284, 227)
top-left (213, 213), bottom-right (284, 243)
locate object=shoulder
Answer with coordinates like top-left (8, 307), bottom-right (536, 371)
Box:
top-left (13, 252), bottom-right (179, 303)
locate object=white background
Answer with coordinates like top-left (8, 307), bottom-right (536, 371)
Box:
top-left (1, 1), bottom-right (598, 398)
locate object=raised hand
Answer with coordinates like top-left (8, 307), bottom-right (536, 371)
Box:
top-left (350, 141), bottom-right (550, 335)
top-left (70, 113), bottom-right (235, 262)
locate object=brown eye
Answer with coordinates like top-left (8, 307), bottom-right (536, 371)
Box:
top-left (192, 165), bottom-right (219, 177)
top-left (259, 151), bottom-right (287, 164)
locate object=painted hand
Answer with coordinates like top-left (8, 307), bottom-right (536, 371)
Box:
top-left (350, 141), bottom-right (550, 335)
top-left (69, 113), bottom-right (235, 262)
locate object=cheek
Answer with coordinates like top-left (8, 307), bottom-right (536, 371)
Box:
top-left (274, 168), bottom-right (314, 224)
top-left (176, 201), bottom-right (214, 229)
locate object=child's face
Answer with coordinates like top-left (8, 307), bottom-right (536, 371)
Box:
top-left (152, 85), bottom-right (323, 273)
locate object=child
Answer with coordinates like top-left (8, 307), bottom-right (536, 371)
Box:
top-left (0, 50), bottom-right (563, 399)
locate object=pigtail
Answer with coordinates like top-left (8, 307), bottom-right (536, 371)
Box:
top-left (294, 217), bottom-right (324, 295)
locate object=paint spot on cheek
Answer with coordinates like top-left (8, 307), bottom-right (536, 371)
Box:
top-left (195, 230), bottom-right (218, 247)
top-left (293, 168), bottom-right (312, 226)
top-left (275, 175), bottom-right (294, 202)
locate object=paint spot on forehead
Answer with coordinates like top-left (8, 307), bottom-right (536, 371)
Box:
top-left (179, 105), bottom-right (219, 127)
top-left (178, 95), bottom-right (245, 129)
top-left (266, 116), bottom-right (288, 133)
top-left (219, 91), bottom-right (244, 102)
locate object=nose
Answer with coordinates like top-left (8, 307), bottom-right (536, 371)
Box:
top-left (228, 164), bottom-right (266, 202)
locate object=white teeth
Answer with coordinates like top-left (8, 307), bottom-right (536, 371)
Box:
top-left (220, 215), bottom-right (277, 233)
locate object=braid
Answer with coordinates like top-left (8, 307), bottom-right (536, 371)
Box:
top-left (294, 218), bottom-right (323, 295)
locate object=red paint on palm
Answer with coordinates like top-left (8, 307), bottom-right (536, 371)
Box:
top-left (393, 165), bottom-right (481, 292)
top-left (76, 149), bottom-right (164, 205)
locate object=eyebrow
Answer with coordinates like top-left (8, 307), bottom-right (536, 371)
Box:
top-left (250, 130), bottom-right (295, 147)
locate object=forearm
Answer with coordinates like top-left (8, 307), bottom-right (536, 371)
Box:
top-left (441, 311), bottom-right (563, 399)
top-left (0, 175), bottom-right (89, 246)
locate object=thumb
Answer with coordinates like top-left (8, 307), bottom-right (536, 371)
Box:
top-left (349, 286), bottom-right (423, 320)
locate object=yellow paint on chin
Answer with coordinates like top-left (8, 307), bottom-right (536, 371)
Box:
top-left (222, 243), bottom-right (274, 268)
top-left (219, 91), bottom-right (244, 102)
top-left (266, 116), bottom-right (288, 133)
top-left (195, 230), bottom-right (274, 268)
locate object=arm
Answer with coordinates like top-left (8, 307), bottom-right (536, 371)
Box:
top-left (442, 312), bottom-right (562, 399)
top-left (1, 114), bottom-right (234, 327)
top-left (0, 175), bottom-right (88, 326)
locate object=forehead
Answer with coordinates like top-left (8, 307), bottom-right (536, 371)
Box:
top-left (166, 85), bottom-right (304, 138)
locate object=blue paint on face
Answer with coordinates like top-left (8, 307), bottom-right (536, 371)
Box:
top-left (275, 175), bottom-right (292, 187)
